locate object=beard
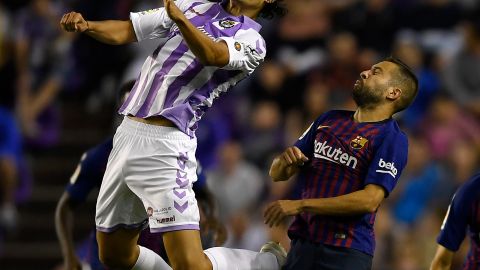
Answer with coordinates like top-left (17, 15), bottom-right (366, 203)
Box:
top-left (352, 79), bottom-right (383, 108)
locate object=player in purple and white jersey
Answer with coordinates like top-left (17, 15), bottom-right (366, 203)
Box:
top-left (60, 0), bottom-right (287, 270)
top-left (264, 57), bottom-right (418, 270)
top-left (430, 172), bottom-right (480, 270)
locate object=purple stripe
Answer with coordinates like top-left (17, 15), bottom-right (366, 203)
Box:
top-left (188, 69), bottom-right (242, 106)
top-left (96, 219), bottom-right (148, 233)
top-left (162, 59), bottom-right (202, 108)
top-left (189, 4), bottom-right (221, 27)
top-left (136, 41), bottom-right (190, 117)
top-left (119, 73), bottom-right (142, 112)
top-left (150, 224), bottom-right (200, 233)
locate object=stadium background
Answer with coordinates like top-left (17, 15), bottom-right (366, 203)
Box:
top-left (0, 0), bottom-right (479, 269)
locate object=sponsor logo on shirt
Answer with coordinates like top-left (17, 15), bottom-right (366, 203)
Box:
top-left (375, 158), bottom-right (397, 178)
top-left (350, 135), bottom-right (368, 150)
top-left (314, 140), bottom-right (358, 169)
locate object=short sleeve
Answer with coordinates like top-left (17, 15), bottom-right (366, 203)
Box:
top-left (217, 29), bottom-right (266, 74)
top-left (65, 139), bottom-right (112, 203)
top-left (437, 189), bottom-right (471, 251)
top-left (130, 0), bottom-right (193, 41)
top-left (293, 113), bottom-right (329, 159)
top-left (365, 131), bottom-right (408, 196)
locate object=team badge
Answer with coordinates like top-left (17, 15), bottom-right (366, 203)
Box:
top-left (147, 207), bottom-right (154, 217)
top-left (219, 19), bottom-right (238, 28)
top-left (234, 42), bottom-right (242, 51)
top-left (350, 135), bottom-right (368, 150)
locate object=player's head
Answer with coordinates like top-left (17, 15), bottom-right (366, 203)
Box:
top-left (117, 80), bottom-right (136, 107)
top-left (225, 0), bottom-right (287, 19)
top-left (353, 57), bottom-right (418, 114)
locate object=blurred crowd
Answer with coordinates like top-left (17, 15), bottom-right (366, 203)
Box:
top-left (1, 0), bottom-right (480, 269)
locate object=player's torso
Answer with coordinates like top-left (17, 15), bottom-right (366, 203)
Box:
top-left (303, 112), bottom-right (386, 198)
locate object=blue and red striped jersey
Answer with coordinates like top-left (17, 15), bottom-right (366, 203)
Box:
top-left (437, 172), bottom-right (480, 270)
top-left (288, 110), bottom-right (408, 256)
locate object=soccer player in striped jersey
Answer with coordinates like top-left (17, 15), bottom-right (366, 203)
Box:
top-left (60, 0), bottom-right (287, 269)
top-left (430, 172), bottom-right (480, 270)
top-left (264, 57), bottom-right (418, 270)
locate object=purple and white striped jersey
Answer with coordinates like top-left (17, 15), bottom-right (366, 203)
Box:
top-left (119, 0), bottom-right (267, 137)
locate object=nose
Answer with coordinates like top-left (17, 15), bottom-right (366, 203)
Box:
top-left (360, 70), bottom-right (369, 79)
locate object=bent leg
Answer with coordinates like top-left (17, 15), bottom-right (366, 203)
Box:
top-left (97, 228), bottom-right (142, 269)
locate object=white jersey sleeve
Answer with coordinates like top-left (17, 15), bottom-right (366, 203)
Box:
top-left (218, 29), bottom-right (266, 74)
top-left (130, 0), bottom-right (194, 41)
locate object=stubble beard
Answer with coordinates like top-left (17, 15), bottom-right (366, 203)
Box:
top-left (352, 81), bottom-right (382, 109)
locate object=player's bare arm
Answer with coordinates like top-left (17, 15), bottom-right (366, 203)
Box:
top-left (60, 12), bottom-right (136, 45)
top-left (269, 146), bottom-right (309, 182)
top-left (164, 0), bottom-right (229, 67)
top-left (430, 245), bottom-right (455, 270)
top-left (55, 192), bottom-right (82, 270)
top-left (264, 184), bottom-right (385, 227)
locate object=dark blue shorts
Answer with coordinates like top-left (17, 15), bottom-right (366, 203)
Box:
top-left (283, 238), bottom-right (372, 270)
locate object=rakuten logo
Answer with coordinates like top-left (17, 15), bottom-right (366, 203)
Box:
top-left (375, 158), bottom-right (397, 178)
top-left (314, 140), bottom-right (358, 169)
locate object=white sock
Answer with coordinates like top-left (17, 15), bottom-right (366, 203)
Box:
top-left (132, 245), bottom-right (172, 270)
top-left (204, 247), bottom-right (278, 270)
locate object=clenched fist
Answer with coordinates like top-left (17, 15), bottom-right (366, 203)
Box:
top-left (60, 12), bottom-right (89, 32)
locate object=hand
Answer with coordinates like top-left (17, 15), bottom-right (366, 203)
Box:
top-left (163, 0), bottom-right (185, 22)
top-left (60, 12), bottom-right (89, 33)
top-left (280, 146), bottom-right (309, 167)
top-left (264, 200), bottom-right (302, 227)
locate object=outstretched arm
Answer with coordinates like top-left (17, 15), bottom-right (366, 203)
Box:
top-left (163, 0), bottom-right (229, 67)
top-left (430, 245), bottom-right (454, 270)
top-left (264, 184), bottom-right (385, 227)
top-left (55, 192), bottom-right (81, 270)
top-left (60, 12), bottom-right (136, 45)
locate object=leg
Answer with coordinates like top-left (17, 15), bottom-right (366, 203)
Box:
top-left (96, 228), bottom-right (142, 269)
top-left (163, 230), bottom-right (212, 270)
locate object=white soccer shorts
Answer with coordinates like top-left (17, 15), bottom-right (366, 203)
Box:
top-left (95, 117), bottom-right (200, 233)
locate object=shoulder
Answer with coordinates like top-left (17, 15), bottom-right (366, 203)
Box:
top-left (455, 172), bottom-right (480, 202)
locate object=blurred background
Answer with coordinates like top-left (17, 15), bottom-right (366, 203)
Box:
top-left (0, 0), bottom-right (480, 269)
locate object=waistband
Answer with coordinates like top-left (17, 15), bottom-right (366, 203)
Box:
top-left (118, 116), bottom-right (194, 140)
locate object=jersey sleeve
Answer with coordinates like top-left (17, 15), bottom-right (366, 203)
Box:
top-left (65, 139), bottom-right (112, 203)
top-left (436, 187), bottom-right (472, 251)
top-left (217, 29), bottom-right (266, 74)
top-left (293, 114), bottom-right (328, 159)
top-left (364, 131), bottom-right (408, 196)
top-left (130, 0), bottom-right (193, 41)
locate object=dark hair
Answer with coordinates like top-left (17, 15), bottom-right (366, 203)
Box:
top-left (384, 56), bottom-right (419, 113)
top-left (117, 80), bottom-right (136, 106)
top-left (259, 0), bottom-right (287, 20)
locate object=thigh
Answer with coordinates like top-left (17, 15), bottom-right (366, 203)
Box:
top-left (282, 239), bottom-right (316, 270)
top-left (162, 229), bottom-right (211, 270)
top-left (317, 245), bottom-right (372, 270)
top-left (96, 227), bottom-right (142, 261)
top-left (95, 130), bottom-right (148, 231)
top-left (124, 129), bottom-right (200, 234)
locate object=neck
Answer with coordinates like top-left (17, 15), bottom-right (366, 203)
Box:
top-left (353, 105), bottom-right (393, 123)
top-left (224, 0), bottom-right (262, 19)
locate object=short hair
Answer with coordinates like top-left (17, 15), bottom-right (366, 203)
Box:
top-left (384, 57), bottom-right (419, 113)
top-left (259, 0), bottom-right (287, 20)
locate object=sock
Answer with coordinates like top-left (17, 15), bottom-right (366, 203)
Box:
top-left (204, 247), bottom-right (278, 270)
top-left (131, 246), bottom-right (172, 270)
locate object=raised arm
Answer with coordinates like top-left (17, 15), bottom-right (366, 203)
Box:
top-left (430, 245), bottom-right (454, 270)
top-left (163, 0), bottom-right (229, 67)
top-left (269, 146), bottom-right (309, 182)
top-left (60, 12), bottom-right (136, 45)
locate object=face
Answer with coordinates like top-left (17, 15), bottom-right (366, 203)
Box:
top-left (231, 0), bottom-right (270, 10)
top-left (353, 61), bottom-right (397, 108)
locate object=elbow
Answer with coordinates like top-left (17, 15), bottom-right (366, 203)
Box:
top-left (363, 197), bottom-right (381, 213)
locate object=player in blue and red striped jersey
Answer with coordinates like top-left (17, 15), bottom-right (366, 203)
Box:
top-left (430, 172), bottom-right (480, 270)
top-left (264, 57), bottom-right (418, 270)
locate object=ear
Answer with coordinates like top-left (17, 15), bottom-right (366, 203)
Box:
top-left (386, 87), bottom-right (402, 101)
